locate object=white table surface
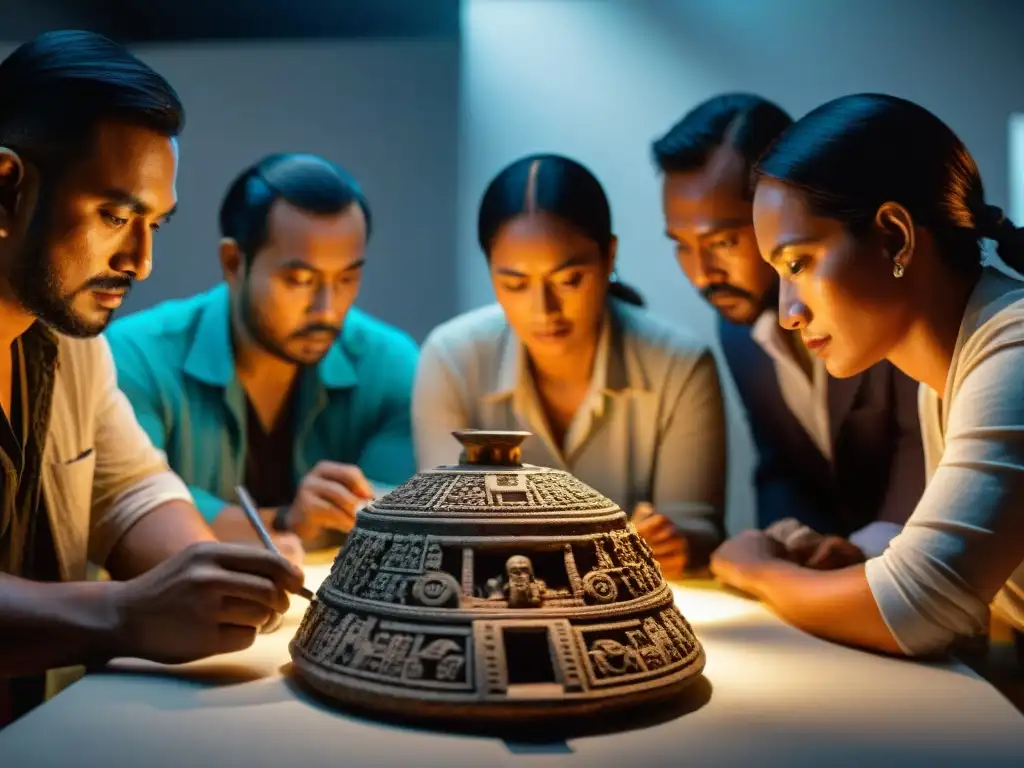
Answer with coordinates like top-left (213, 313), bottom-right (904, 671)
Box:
top-left (4, 560), bottom-right (1024, 767)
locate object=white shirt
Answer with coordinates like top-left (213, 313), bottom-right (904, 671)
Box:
top-left (412, 300), bottom-right (727, 549)
top-left (750, 310), bottom-right (832, 460)
top-left (865, 268), bottom-right (1024, 655)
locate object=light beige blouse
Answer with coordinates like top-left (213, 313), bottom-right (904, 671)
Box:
top-left (412, 300), bottom-right (727, 549)
top-left (866, 267), bottom-right (1024, 655)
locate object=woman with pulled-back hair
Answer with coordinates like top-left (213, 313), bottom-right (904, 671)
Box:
top-left (414, 154), bottom-right (727, 575)
top-left (711, 93), bottom-right (1024, 657)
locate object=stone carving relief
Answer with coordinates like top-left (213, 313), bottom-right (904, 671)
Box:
top-left (290, 430), bottom-right (706, 726)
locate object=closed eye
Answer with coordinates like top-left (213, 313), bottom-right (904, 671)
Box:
top-left (101, 211), bottom-right (128, 228)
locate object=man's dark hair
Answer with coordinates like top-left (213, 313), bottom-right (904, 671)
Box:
top-left (219, 153), bottom-right (372, 262)
top-left (651, 93), bottom-right (792, 196)
top-left (0, 30), bottom-right (184, 176)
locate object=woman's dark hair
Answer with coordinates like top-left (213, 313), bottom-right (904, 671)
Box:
top-left (477, 153), bottom-right (644, 306)
top-left (220, 152), bottom-right (371, 266)
top-left (754, 93), bottom-right (1024, 275)
top-left (0, 30), bottom-right (184, 179)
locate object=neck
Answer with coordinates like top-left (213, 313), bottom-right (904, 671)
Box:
top-left (886, 265), bottom-right (979, 395)
top-left (230, 313), bottom-right (298, 388)
top-left (0, 280), bottom-right (38, 351)
top-left (528, 336), bottom-right (598, 388)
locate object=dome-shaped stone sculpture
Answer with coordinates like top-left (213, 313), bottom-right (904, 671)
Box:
top-left (289, 430), bottom-right (706, 724)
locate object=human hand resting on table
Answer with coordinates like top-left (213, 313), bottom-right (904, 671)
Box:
top-left (287, 461), bottom-right (375, 541)
top-left (112, 541), bottom-right (305, 663)
top-left (709, 528), bottom-right (785, 597)
top-left (632, 503), bottom-right (689, 579)
top-left (764, 518), bottom-right (865, 570)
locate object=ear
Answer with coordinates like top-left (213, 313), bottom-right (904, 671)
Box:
top-left (219, 237), bottom-right (244, 284)
top-left (874, 201), bottom-right (916, 274)
top-left (0, 148), bottom-right (26, 237)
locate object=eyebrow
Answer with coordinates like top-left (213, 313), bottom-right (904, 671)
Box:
top-left (494, 253), bottom-right (596, 278)
top-left (769, 237), bottom-right (819, 264)
top-left (100, 188), bottom-right (177, 221)
top-left (278, 258), bottom-right (366, 273)
top-left (665, 218), bottom-right (751, 242)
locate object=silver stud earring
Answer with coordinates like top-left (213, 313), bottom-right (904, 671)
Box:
top-left (893, 261), bottom-right (905, 278)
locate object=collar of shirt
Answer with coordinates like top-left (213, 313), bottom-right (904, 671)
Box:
top-left (181, 283), bottom-right (358, 391)
top-left (479, 305), bottom-right (648, 464)
top-left (750, 308), bottom-right (833, 459)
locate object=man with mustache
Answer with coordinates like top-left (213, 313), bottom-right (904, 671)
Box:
top-left (106, 153), bottom-right (418, 559)
top-left (0, 32), bottom-right (303, 728)
top-left (652, 94), bottom-right (925, 567)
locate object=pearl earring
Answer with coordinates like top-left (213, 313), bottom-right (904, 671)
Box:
top-left (893, 261), bottom-right (905, 278)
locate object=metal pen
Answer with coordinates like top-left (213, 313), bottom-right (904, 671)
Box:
top-left (235, 485), bottom-right (316, 601)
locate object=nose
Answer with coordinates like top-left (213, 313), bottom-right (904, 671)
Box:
top-left (308, 283), bottom-right (343, 325)
top-left (681, 245), bottom-right (723, 290)
top-left (111, 222), bottom-right (153, 281)
top-left (778, 280), bottom-right (809, 331)
top-left (529, 281), bottom-right (560, 318)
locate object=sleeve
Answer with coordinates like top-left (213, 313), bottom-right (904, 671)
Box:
top-left (356, 336), bottom-right (419, 487)
top-left (87, 336), bottom-right (194, 567)
top-left (411, 335), bottom-right (471, 471)
top-left (106, 331), bottom-right (229, 524)
top-left (864, 323), bottom-right (1024, 655)
top-left (653, 350), bottom-right (727, 550)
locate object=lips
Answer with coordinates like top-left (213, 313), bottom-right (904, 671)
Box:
top-left (92, 289), bottom-right (126, 309)
top-left (802, 334), bottom-right (831, 355)
top-left (532, 326), bottom-right (572, 342)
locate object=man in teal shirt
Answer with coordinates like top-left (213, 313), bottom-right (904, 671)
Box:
top-left (106, 153), bottom-right (418, 557)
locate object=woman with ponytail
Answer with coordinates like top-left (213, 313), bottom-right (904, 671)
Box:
top-left (413, 153), bottom-right (727, 574)
top-left (711, 94), bottom-right (1024, 657)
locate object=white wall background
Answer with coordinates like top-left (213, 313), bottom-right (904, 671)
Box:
top-left (0, 39), bottom-right (461, 343)
top-left (459, 0), bottom-right (1024, 533)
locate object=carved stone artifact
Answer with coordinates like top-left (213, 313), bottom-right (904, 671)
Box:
top-left (289, 430), bottom-right (706, 724)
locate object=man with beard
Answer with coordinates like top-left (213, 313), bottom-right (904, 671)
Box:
top-left (651, 94), bottom-right (925, 567)
top-left (106, 153), bottom-right (419, 559)
top-left (0, 31), bottom-right (304, 728)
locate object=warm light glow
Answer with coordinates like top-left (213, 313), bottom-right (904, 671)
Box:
top-left (670, 584), bottom-right (761, 626)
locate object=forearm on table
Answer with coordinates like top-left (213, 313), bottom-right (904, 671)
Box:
top-left (0, 574), bottom-right (122, 676)
top-left (104, 500), bottom-right (216, 580)
top-left (751, 560), bottom-right (905, 655)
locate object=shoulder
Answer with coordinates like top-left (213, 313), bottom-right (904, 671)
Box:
top-left (956, 270), bottom-right (1024, 377)
top-left (104, 290), bottom-right (212, 364)
top-left (421, 304), bottom-right (508, 363)
top-left (947, 271), bottom-right (1024, 425)
top-left (340, 306), bottom-right (419, 365)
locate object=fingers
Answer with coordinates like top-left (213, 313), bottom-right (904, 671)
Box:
top-left (204, 570), bottom-right (292, 615)
top-left (190, 541), bottom-right (305, 594)
top-left (805, 537), bottom-right (865, 570)
top-left (311, 461), bottom-right (374, 499)
top-left (214, 624), bottom-right (260, 656)
top-left (303, 476), bottom-right (360, 521)
top-left (218, 596), bottom-right (276, 629)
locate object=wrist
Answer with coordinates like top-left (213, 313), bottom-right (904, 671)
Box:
top-left (748, 557), bottom-right (801, 603)
top-left (79, 580), bottom-right (129, 666)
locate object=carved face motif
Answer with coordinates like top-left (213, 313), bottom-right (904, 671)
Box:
top-left (506, 555), bottom-right (533, 585)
